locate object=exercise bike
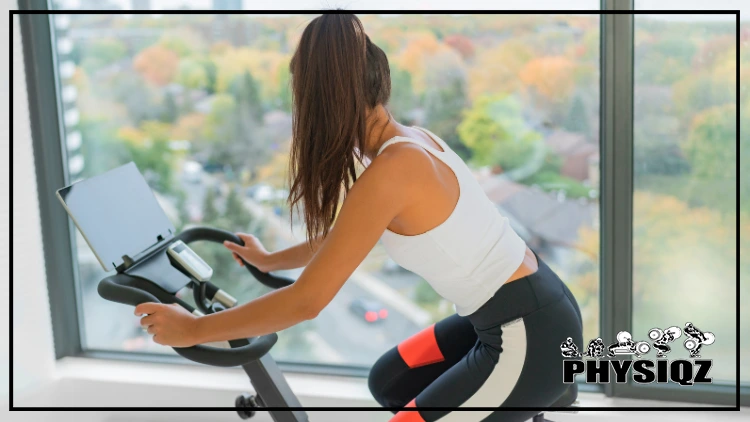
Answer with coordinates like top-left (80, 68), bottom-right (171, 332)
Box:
top-left (57, 162), bottom-right (307, 421)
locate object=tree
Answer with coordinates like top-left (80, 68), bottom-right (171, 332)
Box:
top-left (684, 104), bottom-right (736, 179)
top-left (276, 64), bottom-right (293, 113)
top-left (563, 95), bottom-right (589, 135)
top-left (201, 86), bottom-right (272, 175)
top-left (171, 113), bottom-right (206, 142)
top-left (679, 104), bottom-right (737, 215)
top-left (175, 190), bottom-right (191, 232)
top-left (467, 40), bottom-right (534, 101)
top-left (387, 65), bottom-right (417, 124)
top-left (160, 91), bottom-right (179, 124)
top-left (395, 31), bottom-right (451, 94)
top-left (158, 28), bottom-right (206, 58)
top-left (202, 187), bottom-right (220, 223)
top-left (424, 74), bottom-right (472, 160)
top-left (112, 72), bottom-right (164, 124)
top-left (212, 47), bottom-right (287, 103)
top-left (116, 121), bottom-right (175, 193)
top-left (672, 57), bottom-right (735, 120)
top-left (457, 94), bottom-right (541, 170)
top-left (81, 38), bottom-right (128, 72)
top-left (176, 58), bottom-right (210, 91)
top-left (133, 45), bottom-right (180, 86)
top-left (519, 56), bottom-right (577, 102)
top-left (225, 185), bottom-right (253, 230)
top-left (443, 34), bottom-right (475, 61)
top-left (77, 116), bottom-right (128, 179)
top-left (230, 70), bottom-right (264, 122)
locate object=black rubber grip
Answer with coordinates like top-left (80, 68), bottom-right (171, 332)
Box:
top-left (98, 273), bottom-right (278, 367)
top-left (177, 226), bottom-right (295, 290)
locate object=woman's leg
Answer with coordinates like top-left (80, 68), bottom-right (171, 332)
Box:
top-left (368, 313), bottom-right (478, 411)
top-left (389, 252), bottom-right (583, 422)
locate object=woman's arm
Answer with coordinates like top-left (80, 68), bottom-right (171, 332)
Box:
top-left (263, 236), bottom-right (324, 271)
top-left (188, 147), bottom-right (427, 345)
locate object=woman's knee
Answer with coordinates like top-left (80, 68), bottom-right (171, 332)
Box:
top-left (368, 348), bottom-right (404, 408)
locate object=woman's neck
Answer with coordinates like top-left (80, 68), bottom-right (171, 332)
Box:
top-left (364, 106), bottom-right (408, 159)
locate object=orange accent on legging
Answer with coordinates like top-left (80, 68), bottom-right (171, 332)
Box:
top-left (390, 399), bottom-right (424, 422)
top-left (397, 324), bottom-right (445, 368)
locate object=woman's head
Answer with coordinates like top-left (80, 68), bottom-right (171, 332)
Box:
top-left (288, 13), bottom-right (392, 244)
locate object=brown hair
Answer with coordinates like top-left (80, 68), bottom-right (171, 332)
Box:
top-left (288, 13), bottom-right (392, 245)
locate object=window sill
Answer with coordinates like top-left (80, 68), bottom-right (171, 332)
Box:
top-left (52, 356), bottom-right (377, 404)
top-left (10, 356), bottom-right (745, 422)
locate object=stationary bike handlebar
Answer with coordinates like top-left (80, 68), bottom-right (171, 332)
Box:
top-left (176, 227), bottom-right (295, 289)
top-left (97, 226), bottom-right (295, 367)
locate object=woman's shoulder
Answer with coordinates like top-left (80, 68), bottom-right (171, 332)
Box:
top-left (372, 140), bottom-right (436, 175)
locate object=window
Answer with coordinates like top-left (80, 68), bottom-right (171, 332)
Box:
top-left (633, 0), bottom-right (744, 383)
top-left (49, 4), bottom-right (601, 368)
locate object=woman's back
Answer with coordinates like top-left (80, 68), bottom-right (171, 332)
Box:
top-left (376, 126), bottom-right (527, 316)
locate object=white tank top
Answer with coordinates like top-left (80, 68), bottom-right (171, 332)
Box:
top-left (377, 127), bottom-right (527, 316)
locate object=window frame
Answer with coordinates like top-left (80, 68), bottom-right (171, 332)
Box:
top-left (17, 0), bottom-right (746, 405)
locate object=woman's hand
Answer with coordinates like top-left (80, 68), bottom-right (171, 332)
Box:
top-left (223, 233), bottom-right (273, 272)
top-left (135, 303), bottom-right (200, 348)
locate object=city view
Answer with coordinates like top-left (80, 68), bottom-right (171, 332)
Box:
top-left (51, 7), bottom-right (743, 382)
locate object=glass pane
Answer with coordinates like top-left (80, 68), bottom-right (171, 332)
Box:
top-left (53, 0), bottom-right (599, 11)
top-left (51, 11), bottom-right (600, 367)
top-left (633, 3), bottom-right (744, 384)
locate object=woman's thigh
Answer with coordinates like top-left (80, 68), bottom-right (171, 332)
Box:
top-left (368, 313), bottom-right (478, 410)
top-left (390, 295), bottom-right (583, 422)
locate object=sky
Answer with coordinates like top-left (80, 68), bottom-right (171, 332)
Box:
top-left (54, 0), bottom-right (747, 21)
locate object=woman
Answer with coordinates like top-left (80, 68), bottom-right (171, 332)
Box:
top-left (136, 14), bottom-right (583, 422)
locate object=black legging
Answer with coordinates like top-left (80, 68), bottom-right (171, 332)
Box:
top-left (368, 249), bottom-right (583, 422)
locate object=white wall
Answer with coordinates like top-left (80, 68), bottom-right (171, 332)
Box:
top-left (3, 0), bottom-right (58, 410)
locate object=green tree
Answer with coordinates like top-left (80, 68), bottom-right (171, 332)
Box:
top-left (276, 64), bottom-right (293, 113)
top-left (387, 65), bottom-right (417, 123)
top-left (202, 59), bottom-right (218, 94)
top-left (672, 68), bottom-right (735, 119)
top-left (77, 116), bottom-right (128, 179)
top-left (176, 58), bottom-right (209, 91)
top-left (225, 185), bottom-right (253, 230)
top-left (202, 187), bottom-right (220, 223)
top-left (424, 75), bottom-right (472, 160)
top-left (563, 95), bottom-right (589, 135)
top-left (112, 72), bottom-right (163, 124)
top-left (81, 38), bottom-right (128, 72)
top-left (161, 91), bottom-right (178, 124)
top-left (201, 74), bottom-right (272, 175)
top-left (117, 121), bottom-right (175, 193)
top-left (679, 104), bottom-right (737, 215)
top-left (231, 70), bottom-right (264, 121)
top-left (457, 94), bottom-right (541, 170)
top-left (683, 104), bottom-right (736, 181)
top-left (175, 190), bottom-right (191, 231)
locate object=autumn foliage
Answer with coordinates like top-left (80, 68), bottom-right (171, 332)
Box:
top-left (132, 45), bottom-right (179, 86)
top-left (519, 56), bottom-right (576, 101)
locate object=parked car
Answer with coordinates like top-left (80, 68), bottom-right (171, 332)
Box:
top-left (349, 298), bottom-right (388, 323)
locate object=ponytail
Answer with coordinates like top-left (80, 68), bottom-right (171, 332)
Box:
top-left (288, 14), bottom-right (391, 246)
